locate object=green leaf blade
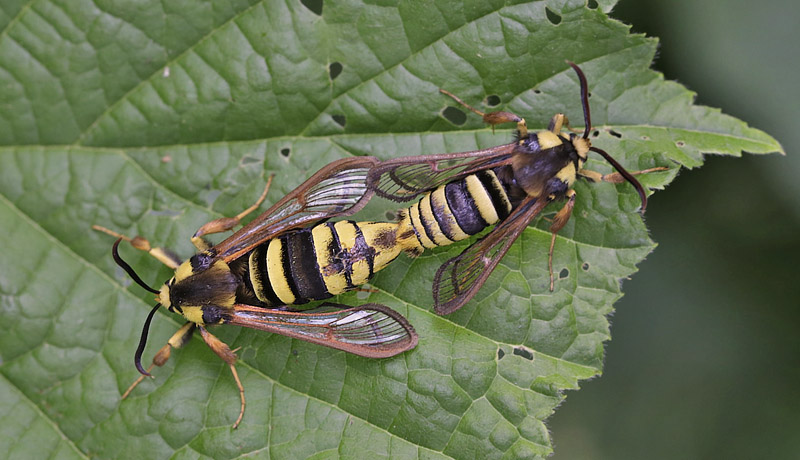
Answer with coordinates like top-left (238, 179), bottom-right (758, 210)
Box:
top-left (0, 1), bottom-right (783, 458)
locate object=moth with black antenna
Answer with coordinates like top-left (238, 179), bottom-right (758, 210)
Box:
top-left (367, 61), bottom-right (668, 314)
top-left (95, 157), bottom-right (419, 429)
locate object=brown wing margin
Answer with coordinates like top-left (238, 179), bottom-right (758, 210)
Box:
top-left (225, 303), bottom-right (418, 358)
top-left (433, 196), bottom-right (549, 315)
top-left (366, 144), bottom-right (515, 202)
top-left (214, 156), bottom-right (379, 263)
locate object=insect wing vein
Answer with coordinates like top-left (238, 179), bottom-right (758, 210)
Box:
top-left (368, 146), bottom-right (514, 202)
top-left (215, 157), bottom-right (378, 262)
top-left (228, 303), bottom-right (417, 357)
top-left (433, 196), bottom-right (548, 314)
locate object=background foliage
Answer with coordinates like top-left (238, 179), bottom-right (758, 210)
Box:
top-left (550, 1), bottom-right (800, 459)
top-left (0, 0), bottom-right (786, 459)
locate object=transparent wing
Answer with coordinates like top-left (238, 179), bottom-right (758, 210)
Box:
top-left (433, 196), bottom-right (548, 315)
top-left (225, 303), bottom-right (418, 358)
top-left (215, 156), bottom-right (379, 262)
top-left (367, 145), bottom-right (515, 202)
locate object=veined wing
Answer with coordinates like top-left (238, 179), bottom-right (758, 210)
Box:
top-left (226, 303), bottom-right (418, 358)
top-left (367, 145), bottom-right (515, 202)
top-left (215, 156), bottom-right (379, 262)
top-left (433, 196), bottom-right (549, 315)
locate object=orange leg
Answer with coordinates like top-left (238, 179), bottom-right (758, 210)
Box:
top-left (548, 189), bottom-right (576, 291)
top-left (191, 175), bottom-right (274, 251)
top-left (579, 167), bottom-right (668, 184)
top-left (439, 89), bottom-right (528, 137)
top-left (198, 326), bottom-right (245, 429)
top-left (121, 322), bottom-right (195, 398)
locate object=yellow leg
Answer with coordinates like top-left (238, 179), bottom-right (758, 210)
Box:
top-left (198, 326), bottom-right (245, 429)
top-left (92, 225), bottom-right (181, 269)
top-left (547, 113), bottom-right (583, 135)
top-left (122, 322), bottom-right (195, 399)
top-left (579, 167), bottom-right (668, 184)
top-left (548, 189), bottom-right (576, 291)
top-left (548, 113), bottom-right (567, 134)
top-left (191, 175), bottom-right (274, 251)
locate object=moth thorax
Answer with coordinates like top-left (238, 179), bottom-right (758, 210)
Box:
top-left (510, 153), bottom-right (545, 197)
top-left (572, 136), bottom-right (590, 161)
top-left (168, 260), bottom-right (238, 311)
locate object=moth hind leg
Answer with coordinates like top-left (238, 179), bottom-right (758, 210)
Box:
top-left (191, 175), bottom-right (274, 251)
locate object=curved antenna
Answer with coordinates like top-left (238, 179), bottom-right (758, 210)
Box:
top-left (112, 238), bottom-right (160, 294)
top-left (566, 62), bottom-right (648, 212)
top-left (134, 303), bottom-right (162, 376)
top-left (590, 146), bottom-right (648, 212)
top-left (566, 61), bottom-right (591, 139)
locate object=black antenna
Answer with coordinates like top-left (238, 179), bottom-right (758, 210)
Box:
top-left (111, 238), bottom-right (163, 375)
top-left (590, 146), bottom-right (648, 212)
top-left (112, 239), bottom-right (160, 294)
top-left (567, 61), bottom-right (648, 212)
top-left (566, 61), bottom-right (591, 139)
top-left (135, 303), bottom-right (162, 376)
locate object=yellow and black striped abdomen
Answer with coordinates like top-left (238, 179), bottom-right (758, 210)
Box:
top-left (405, 170), bottom-right (512, 250)
top-left (245, 220), bottom-right (418, 307)
top-left (242, 170), bottom-right (512, 307)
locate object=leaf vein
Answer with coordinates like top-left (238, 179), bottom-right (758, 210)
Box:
top-left (296, 6), bottom-right (509, 136)
top-left (74, 0), bottom-right (266, 145)
top-left (0, 366), bottom-right (91, 459)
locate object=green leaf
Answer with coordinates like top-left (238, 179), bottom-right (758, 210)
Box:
top-left (0, 0), bottom-right (781, 458)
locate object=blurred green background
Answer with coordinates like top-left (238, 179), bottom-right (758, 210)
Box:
top-left (550, 0), bottom-right (800, 459)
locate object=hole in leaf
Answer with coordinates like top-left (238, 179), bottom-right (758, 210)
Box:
top-left (533, 89), bottom-right (541, 94)
top-left (497, 348), bottom-right (505, 360)
top-left (486, 95), bottom-right (501, 106)
top-left (587, 0), bottom-right (599, 8)
top-left (300, 0), bottom-right (322, 16)
top-left (329, 62), bottom-right (342, 80)
top-left (545, 7), bottom-right (561, 25)
top-left (676, 140), bottom-right (686, 147)
top-left (592, 130), bottom-right (600, 138)
top-left (385, 210), bottom-right (397, 220)
top-left (332, 114), bottom-right (346, 127)
top-left (609, 129), bottom-right (622, 138)
top-left (280, 148), bottom-right (291, 158)
top-left (442, 106), bottom-right (467, 125)
top-left (641, 135), bottom-right (650, 141)
top-left (559, 268), bottom-right (569, 279)
top-left (513, 347), bottom-right (533, 360)
top-left (582, 262), bottom-right (590, 271)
